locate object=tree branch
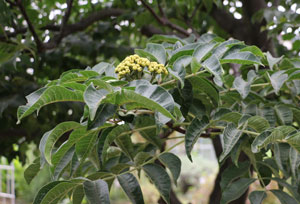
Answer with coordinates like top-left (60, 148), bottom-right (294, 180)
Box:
top-left (58, 0), bottom-right (74, 42)
top-left (15, 0), bottom-right (43, 52)
top-left (140, 0), bottom-right (190, 37)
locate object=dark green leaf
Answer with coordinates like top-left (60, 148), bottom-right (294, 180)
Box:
top-left (83, 179), bottom-right (110, 204)
top-left (24, 158), bottom-right (40, 185)
top-left (117, 173), bottom-right (144, 204)
top-left (185, 116), bottom-right (209, 161)
top-left (271, 190), bottom-right (298, 204)
top-left (158, 153), bottom-right (181, 185)
top-left (249, 191), bottom-right (267, 204)
top-left (221, 178), bottom-right (256, 204)
top-left (143, 164), bottom-right (171, 204)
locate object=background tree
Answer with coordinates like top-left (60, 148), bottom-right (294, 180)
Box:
top-left (1, 0), bottom-right (300, 203)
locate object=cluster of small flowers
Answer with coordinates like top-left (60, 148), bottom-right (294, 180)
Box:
top-left (115, 54), bottom-right (168, 79)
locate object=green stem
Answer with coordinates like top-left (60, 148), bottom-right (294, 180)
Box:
top-left (219, 83), bottom-right (270, 94)
top-left (160, 70), bottom-right (207, 87)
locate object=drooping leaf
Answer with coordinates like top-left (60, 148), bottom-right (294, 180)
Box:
top-left (274, 105), bottom-right (293, 125)
top-left (88, 103), bottom-right (117, 130)
top-left (271, 190), bottom-right (298, 204)
top-left (117, 173), bottom-right (144, 204)
top-left (84, 83), bottom-right (109, 121)
top-left (169, 55), bottom-right (191, 87)
top-left (72, 185), bottom-right (84, 204)
top-left (220, 123), bottom-right (243, 161)
top-left (101, 124), bottom-right (131, 162)
top-left (40, 181), bottom-right (79, 204)
top-left (52, 128), bottom-right (100, 166)
top-left (117, 86), bottom-right (176, 121)
top-left (17, 86), bottom-right (84, 122)
top-left (220, 161), bottom-right (250, 190)
top-left (24, 158), bottom-right (41, 185)
top-left (185, 116), bottom-right (209, 161)
top-left (202, 54), bottom-right (224, 81)
top-left (221, 178), bottom-right (256, 204)
top-left (268, 71), bottom-right (288, 95)
top-left (266, 52), bottom-right (283, 70)
top-left (289, 147), bottom-right (300, 178)
top-left (233, 70), bottom-right (256, 99)
top-left (53, 147), bottom-right (75, 180)
top-left (134, 115), bottom-right (161, 147)
top-left (33, 181), bottom-right (63, 204)
top-left (75, 130), bottom-right (98, 161)
top-left (249, 191), bottom-right (267, 204)
top-left (142, 164), bottom-right (171, 204)
top-left (83, 179), bottom-right (110, 204)
top-left (39, 121), bottom-right (81, 165)
top-left (158, 153), bottom-right (181, 185)
top-left (136, 43), bottom-right (166, 64)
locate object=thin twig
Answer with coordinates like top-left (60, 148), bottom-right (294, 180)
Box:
top-left (15, 0), bottom-right (43, 51)
top-left (140, 0), bottom-right (190, 36)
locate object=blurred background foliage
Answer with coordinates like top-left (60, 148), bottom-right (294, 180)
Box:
top-left (0, 0), bottom-right (300, 203)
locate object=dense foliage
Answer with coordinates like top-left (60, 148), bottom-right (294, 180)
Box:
top-left (1, 0), bottom-right (300, 203)
top-left (19, 33), bottom-right (300, 204)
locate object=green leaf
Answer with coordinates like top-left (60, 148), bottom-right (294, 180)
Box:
top-left (17, 86), bottom-right (84, 122)
top-left (268, 71), bottom-right (288, 95)
top-left (266, 52), bottom-right (283, 70)
top-left (53, 147), bottom-right (75, 180)
top-left (212, 39), bottom-right (243, 58)
top-left (275, 105), bottom-right (293, 125)
top-left (24, 158), bottom-right (40, 185)
top-left (52, 128), bottom-right (99, 166)
top-left (220, 161), bottom-right (250, 190)
top-left (39, 121), bottom-right (81, 165)
top-left (40, 182), bottom-right (79, 204)
top-left (233, 70), bottom-right (256, 99)
top-left (33, 181), bottom-right (63, 204)
top-left (249, 191), bottom-right (267, 204)
top-left (185, 116), bottom-right (209, 161)
top-left (188, 76), bottom-right (219, 107)
top-left (136, 43), bottom-right (166, 64)
top-left (134, 115), bottom-right (161, 147)
top-left (119, 87), bottom-right (175, 121)
top-left (83, 179), bottom-right (110, 204)
top-left (72, 186), bottom-right (84, 204)
top-left (117, 173), bottom-right (144, 204)
top-left (87, 79), bottom-right (114, 92)
top-left (287, 132), bottom-right (300, 153)
top-left (191, 57), bottom-right (202, 73)
top-left (158, 153), bottom-right (181, 185)
top-left (251, 126), bottom-right (296, 153)
top-left (220, 178), bottom-right (256, 204)
top-left (220, 123), bottom-right (243, 161)
top-left (271, 190), bottom-right (298, 204)
top-left (101, 124), bottom-right (131, 162)
top-left (193, 41), bottom-right (217, 62)
top-left (169, 55), bottom-right (191, 87)
top-left (88, 103), bottom-right (117, 130)
top-left (240, 46), bottom-right (264, 58)
top-left (84, 83), bottom-right (109, 121)
top-left (289, 147), bottom-right (300, 178)
top-left (142, 164), bottom-right (171, 204)
top-left (168, 43), bottom-right (198, 65)
top-left (220, 51), bottom-right (262, 65)
top-left (75, 130), bottom-right (98, 161)
top-left (247, 116), bottom-right (270, 132)
top-left (149, 35), bottom-right (183, 44)
top-left (202, 54), bottom-right (224, 83)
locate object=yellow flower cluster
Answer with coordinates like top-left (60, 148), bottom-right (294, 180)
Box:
top-left (115, 54), bottom-right (168, 79)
